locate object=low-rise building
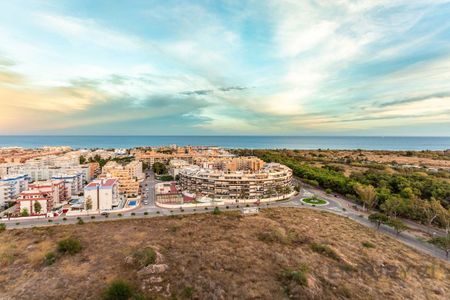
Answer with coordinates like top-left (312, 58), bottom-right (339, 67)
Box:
top-left (84, 178), bottom-right (119, 211)
top-left (168, 159), bottom-right (190, 178)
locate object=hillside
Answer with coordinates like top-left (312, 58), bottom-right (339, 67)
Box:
top-left (0, 208), bottom-right (449, 300)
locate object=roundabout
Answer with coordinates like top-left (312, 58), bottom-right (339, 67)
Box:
top-left (301, 197), bottom-right (329, 206)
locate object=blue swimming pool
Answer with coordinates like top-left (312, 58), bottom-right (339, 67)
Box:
top-left (129, 200), bottom-right (137, 206)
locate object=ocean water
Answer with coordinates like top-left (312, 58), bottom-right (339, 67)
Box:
top-left (0, 136), bottom-right (449, 150)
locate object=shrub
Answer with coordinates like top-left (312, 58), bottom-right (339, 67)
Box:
top-left (77, 218), bottom-right (85, 225)
top-left (226, 206), bottom-right (229, 209)
top-left (62, 217), bottom-right (67, 221)
top-left (325, 188), bottom-right (332, 194)
top-left (91, 216), bottom-right (95, 219)
top-left (144, 212), bottom-right (148, 215)
top-left (280, 264), bottom-right (309, 287)
top-left (15, 222), bottom-right (20, 225)
top-left (133, 247), bottom-right (157, 267)
top-left (213, 207), bottom-right (221, 215)
top-left (180, 209), bottom-right (185, 212)
top-left (118, 213), bottom-right (122, 217)
top-left (48, 219), bottom-right (53, 223)
top-left (156, 211), bottom-right (160, 214)
top-left (0, 223), bottom-right (6, 232)
top-left (57, 237), bottom-right (82, 255)
top-left (102, 280), bottom-right (134, 300)
top-left (43, 251), bottom-right (57, 266)
top-left (362, 241), bottom-right (375, 248)
top-left (246, 204), bottom-right (250, 207)
top-left (181, 286), bottom-right (194, 298)
top-left (131, 212), bottom-right (136, 216)
top-left (310, 243), bottom-right (339, 261)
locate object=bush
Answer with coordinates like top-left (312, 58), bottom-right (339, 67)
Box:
top-left (310, 243), bottom-right (340, 261)
top-left (131, 212), bottom-right (136, 216)
top-left (62, 217), bottom-right (67, 221)
top-left (226, 206), bottom-right (229, 209)
top-left (0, 223), bottom-right (6, 232)
top-left (325, 188), bottom-right (332, 194)
top-left (48, 219), bottom-right (53, 223)
top-left (133, 247), bottom-right (157, 267)
top-left (204, 207), bottom-right (208, 210)
top-left (362, 241), bottom-right (375, 248)
top-left (77, 218), bottom-right (85, 225)
top-left (117, 213), bottom-right (122, 217)
top-left (102, 280), bottom-right (134, 300)
top-left (43, 251), bottom-right (57, 266)
top-left (280, 264), bottom-right (309, 287)
top-left (181, 286), bottom-right (194, 299)
top-left (57, 237), bottom-right (82, 255)
top-left (144, 212), bottom-right (148, 215)
top-left (156, 211), bottom-right (160, 214)
top-left (213, 207), bottom-right (221, 215)
top-left (91, 216), bottom-right (95, 219)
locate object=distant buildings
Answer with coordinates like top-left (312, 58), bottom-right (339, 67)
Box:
top-left (84, 178), bottom-right (119, 211)
top-left (134, 145), bottom-right (233, 166)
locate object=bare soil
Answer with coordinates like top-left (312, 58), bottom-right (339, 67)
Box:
top-left (0, 208), bottom-right (449, 300)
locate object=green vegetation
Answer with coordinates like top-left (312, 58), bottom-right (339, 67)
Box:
top-left (33, 201), bottom-right (42, 214)
top-left (310, 243), bottom-right (340, 261)
top-left (133, 247), bottom-right (157, 267)
top-left (102, 280), bottom-right (134, 300)
top-left (361, 241), bottom-right (375, 248)
top-left (57, 237), bottom-right (82, 255)
top-left (43, 251), bottom-right (57, 266)
top-left (213, 207), bottom-right (221, 215)
top-left (152, 162), bottom-right (167, 175)
top-left (0, 223), bottom-right (6, 233)
top-left (158, 175), bottom-right (174, 181)
top-left (429, 236), bottom-right (450, 258)
top-left (368, 213), bottom-right (407, 234)
top-left (237, 150), bottom-right (450, 228)
top-left (20, 208), bottom-right (29, 217)
top-left (77, 218), bottom-right (85, 225)
top-left (302, 197), bottom-right (327, 205)
top-left (280, 264), bottom-right (309, 287)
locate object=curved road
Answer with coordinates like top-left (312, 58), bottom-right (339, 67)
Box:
top-left (2, 175), bottom-right (449, 262)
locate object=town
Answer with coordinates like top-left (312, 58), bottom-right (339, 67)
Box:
top-left (0, 145), bottom-right (295, 221)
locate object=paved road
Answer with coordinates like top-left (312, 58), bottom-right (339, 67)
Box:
top-left (2, 175), bottom-right (449, 261)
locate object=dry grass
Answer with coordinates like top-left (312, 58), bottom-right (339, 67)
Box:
top-left (0, 208), bottom-right (449, 300)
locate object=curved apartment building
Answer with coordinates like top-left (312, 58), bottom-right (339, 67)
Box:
top-left (179, 162), bottom-right (293, 201)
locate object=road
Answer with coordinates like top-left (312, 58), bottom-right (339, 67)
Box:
top-left (2, 173), bottom-right (449, 261)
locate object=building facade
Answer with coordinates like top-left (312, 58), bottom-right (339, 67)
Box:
top-left (84, 178), bottom-right (119, 211)
top-left (179, 162), bottom-right (293, 201)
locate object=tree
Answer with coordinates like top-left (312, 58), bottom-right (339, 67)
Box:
top-left (85, 196), bottom-right (93, 211)
top-left (387, 218), bottom-right (407, 235)
top-left (79, 155), bottom-right (86, 164)
top-left (422, 198), bottom-right (445, 229)
top-left (369, 213), bottom-right (389, 229)
top-left (33, 201), bottom-right (42, 215)
top-left (354, 183), bottom-right (377, 211)
top-left (21, 208), bottom-right (29, 217)
top-left (152, 162), bottom-right (167, 175)
top-left (380, 195), bottom-right (403, 218)
top-left (429, 235), bottom-right (450, 258)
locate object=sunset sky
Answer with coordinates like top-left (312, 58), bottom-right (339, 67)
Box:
top-left (0, 0), bottom-right (449, 136)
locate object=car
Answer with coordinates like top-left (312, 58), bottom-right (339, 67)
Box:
top-left (100, 212), bottom-right (109, 217)
top-left (143, 201), bottom-right (149, 205)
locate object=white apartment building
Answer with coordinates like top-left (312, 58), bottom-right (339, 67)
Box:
top-left (168, 159), bottom-right (191, 177)
top-left (0, 174), bottom-right (30, 206)
top-left (84, 178), bottom-right (119, 211)
top-left (51, 173), bottom-right (84, 198)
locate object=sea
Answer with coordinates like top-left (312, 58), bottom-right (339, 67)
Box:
top-left (0, 136), bottom-right (449, 150)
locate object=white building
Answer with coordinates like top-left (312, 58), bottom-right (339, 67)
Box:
top-left (51, 173), bottom-right (84, 198)
top-left (83, 178), bottom-right (119, 211)
top-left (0, 174), bottom-right (30, 206)
top-left (168, 159), bottom-right (191, 177)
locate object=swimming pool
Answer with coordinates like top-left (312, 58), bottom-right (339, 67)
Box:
top-left (128, 200), bottom-right (137, 206)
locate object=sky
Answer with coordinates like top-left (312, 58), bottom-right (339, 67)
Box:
top-left (0, 0), bottom-right (450, 136)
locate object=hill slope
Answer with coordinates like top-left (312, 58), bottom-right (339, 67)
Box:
top-left (0, 208), bottom-right (449, 299)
